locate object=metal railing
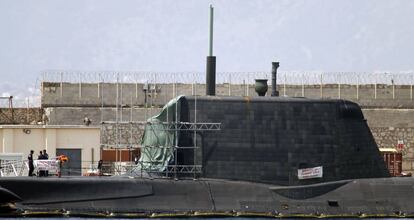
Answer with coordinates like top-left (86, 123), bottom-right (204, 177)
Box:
top-left (0, 160), bottom-right (29, 177)
top-left (0, 159), bottom-right (202, 178)
top-left (111, 161), bottom-right (202, 177)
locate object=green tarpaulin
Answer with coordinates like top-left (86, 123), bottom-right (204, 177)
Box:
top-left (139, 96), bottom-right (183, 171)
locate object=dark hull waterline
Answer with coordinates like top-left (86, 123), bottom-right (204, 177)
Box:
top-left (1, 176), bottom-right (414, 217)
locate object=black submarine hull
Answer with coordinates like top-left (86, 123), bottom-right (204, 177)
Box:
top-left (1, 176), bottom-right (414, 217)
top-left (0, 96), bottom-right (405, 217)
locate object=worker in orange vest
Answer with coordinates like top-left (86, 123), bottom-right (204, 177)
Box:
top-left (56, 155), bottom-right (69, 178)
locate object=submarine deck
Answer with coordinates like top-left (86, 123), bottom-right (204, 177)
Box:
top-left (1, 176), bottom-right (414, 217)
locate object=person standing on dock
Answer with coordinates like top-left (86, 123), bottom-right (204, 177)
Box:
top-left (98, 160), bottom-right (103, 176)
top-left (28, 150), bottom-right (34, 176)
top-left (43, 149), bottom-right (49, 176)
top-left (38, 151), bottom-right (43, 160)
top-left (43, 149), bottom-right (49, 160)
top-left (37, 151), bottom-right (44, 177)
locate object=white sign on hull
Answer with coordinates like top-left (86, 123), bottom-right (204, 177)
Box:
top-left (298, 166), bottom-right (323, 179)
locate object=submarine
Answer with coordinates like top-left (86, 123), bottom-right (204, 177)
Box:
top-left (1, 62), bottom-right (414, 218)
top-left (1, 5), bottom-right (413, 217)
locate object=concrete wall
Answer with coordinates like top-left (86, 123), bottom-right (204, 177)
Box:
top-left (0, 108), bottom-right (43, 124)
top-left (0, 125), bottom-right (100, 171)
top-left (100, 122), bottom-right (146, 147)
top-left (45, 107), bottom-right (160, 125)
top-left (363, 109), bottom-right (414, 172)
top-left (42, 82), bottom-right (414, 108)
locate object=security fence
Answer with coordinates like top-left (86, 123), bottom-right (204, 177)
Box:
top-left (3, 71), bottom-right (414, 108)
top-left (41, 71), bottom-right (414, 85)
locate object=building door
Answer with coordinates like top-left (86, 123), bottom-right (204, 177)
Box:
top-left (56, 148), bottom-right (82, 176)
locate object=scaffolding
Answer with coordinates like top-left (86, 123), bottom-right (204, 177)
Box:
top-left (102, 121), bottom-right (220, 177)
top-left (99, 79), bottom-right (221, 179)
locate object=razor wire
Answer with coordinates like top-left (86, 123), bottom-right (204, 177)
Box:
top-left (4, 71), bottom-right (413, 108)
top-left (41, 70), bottom-right (414, 85)
top-left (0, 97), bottom-right (41, 108)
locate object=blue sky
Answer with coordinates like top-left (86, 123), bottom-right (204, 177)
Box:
top-left (0, 0), bottom-right (413, 104)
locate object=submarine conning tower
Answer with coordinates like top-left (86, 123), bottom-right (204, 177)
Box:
top-left (173, 96), bottom-right (390, 186)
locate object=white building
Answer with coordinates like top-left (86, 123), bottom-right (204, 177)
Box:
top-left (0, 125), bottom-right (100, 175)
